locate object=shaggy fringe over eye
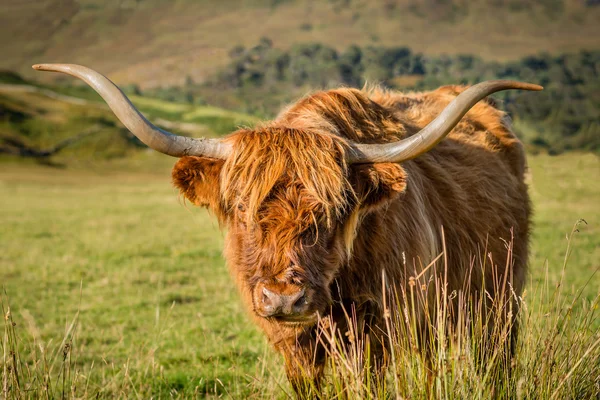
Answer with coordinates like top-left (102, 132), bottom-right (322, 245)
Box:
top-left (221, 127), bottom-right (356, 227)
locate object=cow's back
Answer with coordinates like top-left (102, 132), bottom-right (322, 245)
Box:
top-left (369, 85), bottom-right (528, 180)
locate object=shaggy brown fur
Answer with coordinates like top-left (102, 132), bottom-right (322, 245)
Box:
top-left (172, 84), bottom-right (530, 394)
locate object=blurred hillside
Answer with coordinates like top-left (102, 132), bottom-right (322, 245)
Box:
top-left (2, 0), bottom-right (599, 88)
top-left (0, 72), bottom-right (257, 164)
top-left (1, 0), bottom-right (598, 160)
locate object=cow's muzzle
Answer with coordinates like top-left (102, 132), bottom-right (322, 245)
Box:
top-left (254, 283), bottom-right (312, 321)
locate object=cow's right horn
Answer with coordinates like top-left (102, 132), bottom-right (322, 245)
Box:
top-left (347, 80), bottom-right (542, 164)
top-left (32, 64), bottom-right (232, 159)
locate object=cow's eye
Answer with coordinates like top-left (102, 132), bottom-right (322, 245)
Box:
top-left (237, 203), bottom-right (246, 213)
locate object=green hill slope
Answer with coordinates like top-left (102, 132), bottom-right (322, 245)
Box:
top-left (0, 77), bottom-right (257, 164)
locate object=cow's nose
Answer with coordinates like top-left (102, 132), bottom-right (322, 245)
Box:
top-left (260, 286), bottom-right (307, 317)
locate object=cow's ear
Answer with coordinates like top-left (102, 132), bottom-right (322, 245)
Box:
top-left (350, 163), bottom-right (407, 211)
top-left (172, 156), bottom-right (224, 212)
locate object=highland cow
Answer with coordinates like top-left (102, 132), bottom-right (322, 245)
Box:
top-left (34, 63), bottom-right (541, 395)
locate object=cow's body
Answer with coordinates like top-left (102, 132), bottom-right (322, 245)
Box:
top-left (173, 84), bottom-right (530, 391)
top-left (32, 63), bottom-right (535, 396)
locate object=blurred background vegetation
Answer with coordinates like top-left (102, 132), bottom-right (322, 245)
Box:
top-left (1, 0), bottom-right (599, 160)
top-left (192, 40), bottom-right (599, 154)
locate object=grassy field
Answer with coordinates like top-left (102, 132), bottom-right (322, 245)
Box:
top-left (1, 151), bottom-right (598, 398)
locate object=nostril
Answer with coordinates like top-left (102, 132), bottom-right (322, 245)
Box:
top-left (292, 290), bottom-right (308, 312)
top-left (262, 287), bottom-right (278, 313)
top-left (262, 287), bottom-right (270, 303)
top-left (293, 295), bottom-right (306, 308)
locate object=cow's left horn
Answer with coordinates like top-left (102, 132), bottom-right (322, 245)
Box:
top-left (32, 64), bottom-right (232, 159)
top-left (348, 80), bottom-right (542, 164)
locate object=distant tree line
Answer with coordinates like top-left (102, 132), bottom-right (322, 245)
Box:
top-left (189, 38), bottom-right (597, 154)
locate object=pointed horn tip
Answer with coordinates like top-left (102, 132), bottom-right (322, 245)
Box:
top-left (32, 63), bottom-right (71, 73)
top-left (492, 81), bottom-right (543, 91)
top-left (527, 83), bottom-right (544, 91)
top-left (32, 64), bottom-right (53, 71)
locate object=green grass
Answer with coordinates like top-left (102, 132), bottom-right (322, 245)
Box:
top-left (0, 153), bottom-right (598, 398)
top-left (527, 153), bottom-right (600, 295)
top-left (0, 162), bottom-right (284, 398)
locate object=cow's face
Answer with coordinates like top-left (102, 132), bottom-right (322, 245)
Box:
top-left (172, 128), bottom-right (407, 326)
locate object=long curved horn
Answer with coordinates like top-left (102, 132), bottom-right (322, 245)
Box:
top-left (348, 80), bottom-right (542, 164)
top-left (32, 64), bottom-right (232, 159)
